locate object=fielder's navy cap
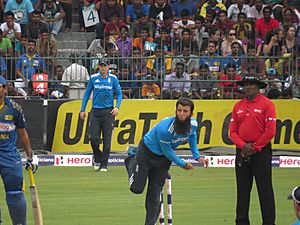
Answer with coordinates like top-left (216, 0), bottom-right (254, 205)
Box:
top-left (287, 186), bottom-right (300, 204)
top-left (99, 58), bottom-right (110, 66)
top-left (0, 76), bottom-right (7, 85)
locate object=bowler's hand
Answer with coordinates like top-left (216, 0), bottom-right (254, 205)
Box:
top-left (197, 157), bottom-right (209, 168)
top-left (183, 162), bottom-right (194, 170)
top-left (80, 111), bottom-right (86, 121)
top-left (111, 107), bottom-right (119, 116)
top-left (241, 143), bottom-right (255, 158)
top-left (25, 158), bottom-right (38, 173)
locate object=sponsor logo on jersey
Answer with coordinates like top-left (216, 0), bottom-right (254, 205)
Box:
top-left (0, 122), bottom-right (15, 132)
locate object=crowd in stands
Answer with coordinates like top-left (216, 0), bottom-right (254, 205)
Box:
top-left (0, 0), bottom-right (299, 99)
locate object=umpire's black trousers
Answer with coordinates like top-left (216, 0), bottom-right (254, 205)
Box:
top-left (89, 108), bottom-right (114, 167)
top-left (126, 140), bottom-right (172, 225)
top-left (235, 143), bottom-right (275, 225)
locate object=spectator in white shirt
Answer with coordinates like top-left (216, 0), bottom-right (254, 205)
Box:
top-left (227, 0), bottom-right (251, 22)
top-left (62, 53), bottom-right (90, 99)
top-left (249, 0), bottom-right (267, 21)
top-left (0, 11), bottom-right (21, 43)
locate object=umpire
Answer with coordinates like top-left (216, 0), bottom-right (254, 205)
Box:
top-left (80, 58), bottom-right (122, 172)
top-left (229, 76), bottom-right (277, 225)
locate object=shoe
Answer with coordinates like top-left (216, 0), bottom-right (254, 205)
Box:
top-left (94, 163), bottom-right (100, 171)
top-left (127, 145), bottom-right (138, 156)
top-left (100, 166), bottom-right (107, 172)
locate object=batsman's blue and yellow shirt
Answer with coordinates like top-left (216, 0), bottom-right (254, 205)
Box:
top-left (143, 116), bottom-right (200, 168)
top-left (0, 97), bottom-right (25, 152)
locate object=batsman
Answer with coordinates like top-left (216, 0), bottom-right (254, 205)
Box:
top-left (125, 98), bottom-right (208, 225)
top-left (0, 76), bottom-right (38, 225)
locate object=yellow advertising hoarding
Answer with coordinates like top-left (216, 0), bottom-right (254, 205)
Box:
top-left (52, 100), bottom-right (300, 152)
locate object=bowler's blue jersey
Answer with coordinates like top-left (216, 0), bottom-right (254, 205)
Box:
top-left (144, 116), bottom-right (200, 167)
top-left (81, 72), bottom-right (122, 111)
top-left (0, 98), bottom-right (26, 152)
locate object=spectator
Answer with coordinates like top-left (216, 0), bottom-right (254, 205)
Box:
top-left (172, 0), bottom-right (198, 20)
top-left (141, 74), bottom-right (161, 99)
top-left (61, 53), bottom-right (90, 99)
top-left (176, 28), bottom-right (199, 54)
top-left (30, 0), bottom-right (41, 9)
top-left (194, 16), bottom-right (209, 53)
top-left (263, 28), bottom-right (285, 55)
top-left (40, 0), bottom-right (66, 38)
top-left (153, 26), bottom-right (176, 55)
top-left (218, 63), bottom-right (243, 99)
top-left (202, 27), bottom-right (221, 53)
top-left (133, 27), bottom-right (154, 54)
top-left (5, 0), bottom-right (34, 31)
top-left (15, 33), bottom-right (27, 56)
top-left (147, 44), bottom-right (172, 80)
top-left (118, 64), bottom-right (138, 99)
top-left (161, 11), bottom-right (175, 37)
top-left (0, 54), bottom-right (7, 78)
top-left (265, 47), bottom-right (291, 77)
top-left (172, 44), bottom-right (199, 74)
top-left (241, 43), bottom-right (265, 77)
top-left (86, 38), bottom-right (106, 73)
top-left (16, 39), bottom-right (46, 81)
top-left (221, 29), bottom-right (241, 56)
top-left (0, 28), bottom-right (13, 57)
top-left (104, 13), bottom-right (127, 40)
top-left (265, 67), bottom-right (283, 92)
top-left (224, 42), bottom-right (244, 74)
top-left (97, 0), bottom-right (123, 37)
top-left (6, 81), bottom-right (25, 96)
top-left (199, 0), bottom-right (226, 20)
top-left (49, 64), bottom-right (67, 99)
top-left (25, 9), bottom-right (49, 40)
top-left (284, 25), bottom-right (300, 60)
top-left (0, 11), bottom-right (21, 43)
top-left (281, 8), bottom-right (299, 35)
top-left (233, 12), bottom-right (252, 40)
top-left (227, 0), bottom-right (250, 22)
top-left (131, 11), bottom-right (154, 38)
top-left (284, 74), bottom-right (300, 99)
top-left (191, 63), bottom-right (217, 99)
top-left (129, 46), bottom-right (147, 80)
top-left (106, 42), bottom-right (122, 69)
top-left (266, 87), bottom-right (281, 99)
top-left (242, 30), bottom-right (263, 56)
top-left (126, 0), bottom-right (149, 25)
top-left (162, 60), bottom-right (191, 99)
top-left (36, 29), bottom-right (57, 76)
top-left (115, 25), bottom-right (133, 58)
top-left (199, 40), bottom-right (224, 78)
top-left (149, 0), bottom-right (173, 31)
top-left (173, 9), bottom-right (195, 39)
top-left (249, 0), bottom-right (267, 21)
top-left (287, 186), bottom-right (300, 225)
top-left (255, 6), bottom-right (279, 40)
top-left (79, 0), bottom-right (101, 33)
top-left (214, 10), bottom-right (234, 38)
top-left (59, 0), bottom-right (72, 32)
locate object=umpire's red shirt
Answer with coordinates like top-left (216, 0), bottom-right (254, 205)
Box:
top-left (229, 93), bottom-right (276, 151)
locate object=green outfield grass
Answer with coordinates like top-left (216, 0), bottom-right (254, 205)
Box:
top-left (0, 166), bottom-right (298, 225)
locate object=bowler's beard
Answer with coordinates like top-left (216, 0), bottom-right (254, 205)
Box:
top-left (174, 116), bottom-right (191, 134)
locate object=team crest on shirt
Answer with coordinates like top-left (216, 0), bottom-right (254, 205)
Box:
top-left (5, 115), bottom-right (13, 120)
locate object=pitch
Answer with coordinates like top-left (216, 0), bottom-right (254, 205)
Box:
top-left (0, 166), bottom-right (298, 225)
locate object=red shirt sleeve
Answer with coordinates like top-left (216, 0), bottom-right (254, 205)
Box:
top-left (252, 100), bottom-right (276, 151)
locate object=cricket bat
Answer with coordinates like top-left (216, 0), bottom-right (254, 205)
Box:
top-left (28, 168), bottom-right (43, 225)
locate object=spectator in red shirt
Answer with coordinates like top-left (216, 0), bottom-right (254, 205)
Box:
top-left (255, 6), bottom-right (279, 40)
top-left (104, 13), bottom-right (127, 40)
top-left (218, 63), bottom-right (242, 99)
top-left (229, 75), bottom-right (276, 225)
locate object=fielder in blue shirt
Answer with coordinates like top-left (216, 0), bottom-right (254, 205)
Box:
top-left (80, 58), bottom-right (122, 172)
top-left (288, 186), bottom-right (300, 225)
top-left (0, 76), bottom-right (38, 225)
top-left (125, 98), bottom-right (208, 225)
